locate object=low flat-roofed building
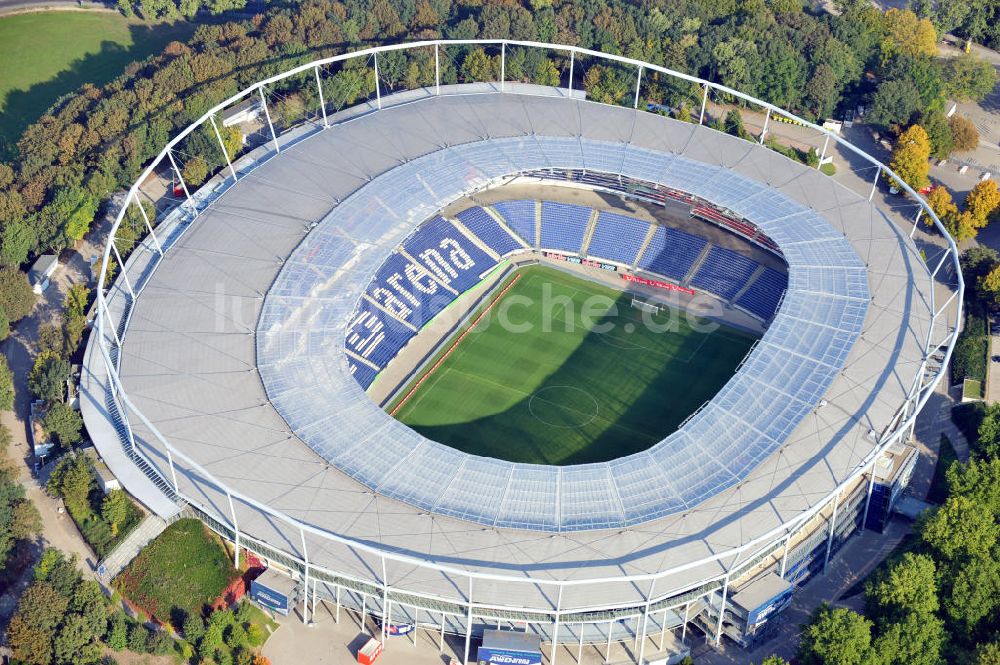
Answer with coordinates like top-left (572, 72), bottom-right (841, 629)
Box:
top-left (29, 254), bottom-right (59, 294)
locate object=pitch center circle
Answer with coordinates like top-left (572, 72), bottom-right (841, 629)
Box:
top-left (527, 386), bottom-right (600, 429)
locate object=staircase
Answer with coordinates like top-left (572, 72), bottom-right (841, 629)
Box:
top-left (104, 383), bottom-right (184, 504)
top-left (97, 514), bottom-right (167, 581)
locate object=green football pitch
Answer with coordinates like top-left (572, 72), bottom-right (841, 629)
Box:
top-left (390, 265), bottom-right (758, 465)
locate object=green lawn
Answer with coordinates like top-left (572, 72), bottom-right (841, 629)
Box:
top-left (114, 518), bottom-right (239, 626)
top-left (392, 265), bottom-right (758, 465)
top-left (69, 489), bottom-right (143, 558)
top-left (0, 11), bottom-right (196, 150)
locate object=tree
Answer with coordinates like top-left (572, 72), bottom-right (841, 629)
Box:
top-left (920, 110), bottom-right (954, 159)
top-left (945, 54), bottom-right (998, 102)
top-left (101, 490), bottom-right (129, 535)
top-left (43, 402), bottom-right (83, 446)
top-left (49, 455), bottom-right (94, 517)
top-left (920, 495), bottom-right (998, 561)
top-left (966, 180), bottom-right (1000, 224)
top-left (976, 642), bottom-right (1000, 665)
top-left (54, 614), bottom-right (102, 665)
top-left (0, 267), bottom-right (36, 322)
top-left (461, 48), bottom-right (498, 82)
top-left (798, 605), bottom-right (875, 665)
top-left (11, 499), bottom-right (42, 541)
top-left (724, 110), bottom-right (752, 141)
top-left (950, 115), bottom-right (980, 152)
top-left (106, 611), bottom-right (128, 651)
top-left (805, 64), bottom-right (839, 119)
top-left (943, 209), bottom-right (983, 242)
top-left (889, 124), bottom-right (932, 191)
top-left (0, 354), bottom-right (14, 410)
top-left (1, 217), bottom-right (37, 268)
top-left (871, 612), bottom-right (945, 665)
top-left (868, 79), bottom-right (923, 130)
top-left (7, 582), bottom-right (71, 664)
top-left (47, 187), bottom-right (98, 245)
top-left (28, 351), bottom-right (70, 403)
top-left (72, 579), bottom-right (107, 639)
top-left (925, 185), bottom-right (958, 223)
top-left (943, 556), bottom-right (1000, 637)
top-left (183, 612), bottom-right (205, 642)
top-left (64, 284), bottom-right (90, 319)
top-left (881, 9), bottom-right (937, 62)
top-left (979, 265), bottom-right (1000, 307)
top-left (127, 623), bottom-right (148, 653)
top-left (757, 658), bottom-right (790, 665)
top-left (866, 552), bottom-right (939, 622)
top-left (7, 613), bottom-right (55, 665)
top-left (181, 155), bottom-right (210, 188)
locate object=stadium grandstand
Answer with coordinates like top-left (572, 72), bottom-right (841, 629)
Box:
top-left (81, 41), bottom-right (961, 665)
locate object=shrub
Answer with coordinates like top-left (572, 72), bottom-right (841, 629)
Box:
top-left (127, 623), bottom-right (149, 653)
top-left (106, 611), bottom-right (128, 651)
top-left (183, 612), bottom-right (205, 642)
top-left (952, 313), bottom-right (989, 383)
top-left (225, 622), bottom-right (248, 649)
top-left (148, 628), bottom-right (174, 655)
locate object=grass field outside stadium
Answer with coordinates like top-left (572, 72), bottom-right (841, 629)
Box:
top-left (391, 265), bottom-right (758, 465)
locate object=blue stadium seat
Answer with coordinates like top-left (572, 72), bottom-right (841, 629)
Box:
top-left (736, 266), bottom-right (788, 320)
top-left (365, 252), bottom-right (453, 329)
top-left (455, 207), bottom-right (523, 256)
top-left (636, 226), bottom-right (707, 281)
top-left (345, 298), bottom-right (416, 370)
top-left (347, 359), bottom-right (379, 390)
top-left (691, 247), bottom-right (759, 300)
top-left (403, 216), bottom-right (498, 293)
top-left (587, 212), bottom-right (650, 265)
top-left (491, 200), bottom-right (536, 246)
top-left (540, 201), bottom-right (591, 253)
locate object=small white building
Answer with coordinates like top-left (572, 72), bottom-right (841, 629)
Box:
top-left (29, 401), bottom-right (55, 460)
top-left (28, 254), bottom-right (59, 294)
top-left (221, 98), bottom-right (262, 128)
top-left (82, 447), bottom-right (121, 494)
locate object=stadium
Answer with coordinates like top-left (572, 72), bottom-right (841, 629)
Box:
top-left (81, 41), bottom-right (962, 664)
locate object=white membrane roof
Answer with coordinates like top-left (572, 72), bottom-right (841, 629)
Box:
top-left (111, 91), bottom-right (940, 602)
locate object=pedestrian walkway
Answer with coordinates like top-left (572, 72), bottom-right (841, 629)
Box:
top-left (96, 514), bottom-right (167, 582)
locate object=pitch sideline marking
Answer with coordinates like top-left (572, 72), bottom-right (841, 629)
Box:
top-left (390, 273), bottom-right (524, 417)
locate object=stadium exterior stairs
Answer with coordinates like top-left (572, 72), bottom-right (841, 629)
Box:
top-left (96, 514), bottom-right (167, 582)
top-left (681, 243), bottom-right (714, 287)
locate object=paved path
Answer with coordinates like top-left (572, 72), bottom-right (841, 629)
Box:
top-left (0, 217), bottom-right (111, 634)
top-left (0, 0), bottom-right (110, 16)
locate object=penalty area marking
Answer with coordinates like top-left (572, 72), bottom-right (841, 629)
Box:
top-left (389, 273), bottom-right (524, 417)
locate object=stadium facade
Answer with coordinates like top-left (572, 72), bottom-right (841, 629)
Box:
top-left (81, 41), bottom-right (962, 663)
